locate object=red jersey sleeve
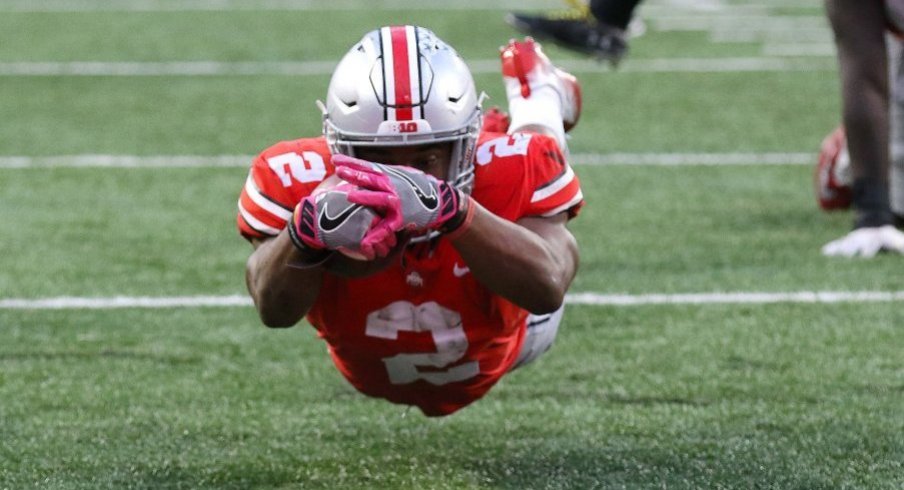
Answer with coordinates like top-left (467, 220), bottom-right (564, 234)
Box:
top-left (522, 133), bottom-right (584, 219)
top-left (236, 138), bottom-right (334, 240)
top-left (471, 131), bottom-right (584, 221)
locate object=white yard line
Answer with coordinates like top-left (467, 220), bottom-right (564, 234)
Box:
top-left (0, 155), bottom-right (255, 168)
top-left (566, 291), bottom-right (904, 306)
top-left (0, 57), bottom-right (836, 77)
top-left (0, 152), bottom-right (815, 169)
top-left (570, 152), bottom-right (813, 166)
top-left (2, 291), bottom-right (903, 310)
top-left (762, 43), bottom-right (835, 57)
top-left (0, 0), bottom-right (796, 13)
top-left (0, 0), bottom-right (555, 12)
top-left (0, 61), bottom-right (337, 77)
top-left (651, 15), bottom-right (828, 31)
top-left (711, 28), bottom-right (832, 44)
top-left (0, 0), bottom-right (822, 13)
top-left (0, 295), bottom-right (253, 309)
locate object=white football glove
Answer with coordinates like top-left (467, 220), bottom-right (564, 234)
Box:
top-left (821, 225), bottom-right (904, 258)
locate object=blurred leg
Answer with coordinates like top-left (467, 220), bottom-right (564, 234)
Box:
top-left (888, 34), bottom-right (904, 223)
top-left (826, 0), bottom-right (892, 228)
top-left (505, 1), bottom-right (631, 63)
top-left (501, 38), bottom-right (582, 151)
top-left (589, 0), bottom-right (644, 30)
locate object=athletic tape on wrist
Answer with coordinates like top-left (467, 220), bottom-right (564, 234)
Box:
top-left (286, 214), bottom-right (332, 268)
top-left (445, 196), bottom-right (476, 240)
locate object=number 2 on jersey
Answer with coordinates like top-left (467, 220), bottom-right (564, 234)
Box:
top-left (267, 152), bottom-right (327, 187)
top-left (476, 133), bottom-right (532, 165)
top-left (365, 301), bottom-right (479, 385)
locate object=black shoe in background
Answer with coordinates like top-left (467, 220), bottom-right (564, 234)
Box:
top-left (505, 12), bottom-right (628, 65)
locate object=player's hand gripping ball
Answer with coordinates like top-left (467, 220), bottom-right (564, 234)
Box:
top-left (288, 175), bottom-right (406, 277)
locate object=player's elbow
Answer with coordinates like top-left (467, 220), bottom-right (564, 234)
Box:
top-left (258, 314), bottom-right (298, 329)
top-left (254, 299), bottom-right (304, 328)
top-left (245, 261), bottom-right (307, 328)
top-left (249, 286), bottom-right (307, 328)
top-left (527, 298), bottom-right (565, 316)
top-left (526, 245), bottom-right (578, 314)
top-left (526, 281), bottom-right (568, 315)
top-left (247, 281), bottom-right (304, 328)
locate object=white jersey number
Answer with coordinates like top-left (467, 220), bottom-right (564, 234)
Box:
top-left (476, 133), bottom-right (532, 166)
top-left (266, 151), bottom-right (327, 187)
top-left (365, 301), bottom-right (479, 385)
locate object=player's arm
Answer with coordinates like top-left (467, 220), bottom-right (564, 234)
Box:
top-left (450, 205), bottom-right (578, 314)
top-left (244, 174), bottom-right (402, 326)
top-left (245, 231), bottom-right (324, 328)
top-left (239, 153), bottom-right (327, 328)
top-left (335, 153), bottom-right (579, 314)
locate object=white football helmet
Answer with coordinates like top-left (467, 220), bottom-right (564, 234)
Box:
top-left (319, 25), bottom-right (484, 193)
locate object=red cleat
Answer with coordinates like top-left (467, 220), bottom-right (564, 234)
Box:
top-left (500, 37), bottom-right (582, 132)
top-left (481, 106), bottom-right (511, 133)
top-left (815, 126), bottom-right (852, 211)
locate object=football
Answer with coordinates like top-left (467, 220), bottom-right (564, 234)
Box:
top-left (324, 241), bottom-right (407, 278)
top-left (315, 173), bottom-right (407, 278)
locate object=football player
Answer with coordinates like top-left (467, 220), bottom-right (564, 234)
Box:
top-left (818, 0), bottom-right (904, 257)
top-left (237, 26), bottom-right (584, 416)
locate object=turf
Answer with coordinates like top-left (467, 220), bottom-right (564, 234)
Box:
top-left (0, 10), bottom-right (783, 62)
top-left (0, 70), bottom-right (837, 155)
top-left (2, 1), bottom-right (903, 488)
top-left (0, 305), bottom-right (901, 489)
top-left (1, 164), bottom-right (899, 297)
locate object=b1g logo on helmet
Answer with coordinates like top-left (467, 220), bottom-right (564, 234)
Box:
top-left (396, 122), bottom-right (419, 133)
top-left (378, 120), bottom-right (430, 135)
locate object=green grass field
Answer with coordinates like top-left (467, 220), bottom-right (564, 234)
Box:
top-left (2, 0), bottom-right (903, 488)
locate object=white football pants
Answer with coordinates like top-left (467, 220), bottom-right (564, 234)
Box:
top-left (510, 304), bottom-right (565, 370)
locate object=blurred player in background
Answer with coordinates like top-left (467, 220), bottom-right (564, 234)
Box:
top-left (817, 0), bottom-right (904, 257)
top-left (506, 0), bottom-right (645, 65)
top-left (237, 26), bottom-right (584, 416)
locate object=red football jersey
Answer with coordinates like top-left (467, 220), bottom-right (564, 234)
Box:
top-left (237, 132), bottom-right (583, 416)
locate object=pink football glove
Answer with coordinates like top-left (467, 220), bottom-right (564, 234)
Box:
top-left (333, 154), bottom-right (467, 235)
top-left (287, 182), bottom-right (399, 261)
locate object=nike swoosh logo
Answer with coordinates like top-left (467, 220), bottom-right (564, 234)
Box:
top-left (318, 202), bottom-right (359, 232)
top-left (452, 263), bottom-right (470, 278)
top-left (385, 167), bottom-right (438, 210)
